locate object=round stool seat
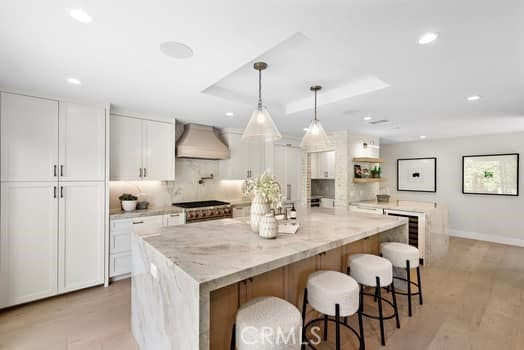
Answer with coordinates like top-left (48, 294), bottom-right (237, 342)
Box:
top-left (348, 254), bottom-right (393, 287)
top-left (236, 296), bottom-right (302, 349)
top-left (381, 242), bottom-right (419, 268)
top-left (306, 270), bottom-right (359, 317)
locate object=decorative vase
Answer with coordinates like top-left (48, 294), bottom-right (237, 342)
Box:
top-left (250, 194), bottom-right (271, 233)
top-left (259, 213), bottom-right (279, 239)
top-left (121, 200), bottom-right (137, 212)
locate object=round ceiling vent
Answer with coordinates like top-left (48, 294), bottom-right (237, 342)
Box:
top-left (160, 41), bottom-right (194, 59)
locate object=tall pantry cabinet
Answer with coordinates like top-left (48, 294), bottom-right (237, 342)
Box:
top-left (0, 92), bottom-right (108, 308)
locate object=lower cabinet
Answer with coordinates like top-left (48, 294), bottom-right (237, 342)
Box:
top-left (208, 235), bottom-right (380, 349)
top-left (232, 205), bottom-right (251, 218)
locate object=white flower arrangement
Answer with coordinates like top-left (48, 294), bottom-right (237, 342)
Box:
top-left (244, 170), bottom-right (282, 209)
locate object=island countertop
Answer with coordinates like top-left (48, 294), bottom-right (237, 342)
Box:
top-left (139, 207), bottom-right (408, 291)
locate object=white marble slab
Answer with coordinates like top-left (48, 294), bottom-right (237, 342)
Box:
top-left (132, 208), bottom-right (408, 350)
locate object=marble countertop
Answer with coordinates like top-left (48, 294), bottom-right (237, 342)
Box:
top-left (139, 207), bottom-right (408, 290)
top-left (110, 206), bottom-right (184, 220)
top-left (352, 199), bottom-right (441, 213)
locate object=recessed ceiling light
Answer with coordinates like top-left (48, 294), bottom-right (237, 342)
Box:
top-left (67, 78), bottom-right (81, 85)
top-left (467, 95), bottom-right (480, 101)
top-left (418, 32), bottom-right (438, 45)
top-left (419, 135), bottom-right (427, 139)
top-left (160, 41), bottom-right (194, 59)
top-left (225, 112), bottom-right (234, 117)
top-left (69, 9), bottom-right (92, 23)
top-left (363, 116), bottom-right (372, 121)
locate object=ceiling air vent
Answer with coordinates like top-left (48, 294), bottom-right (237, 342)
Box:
top-left (368, 119), bottom-right (390, 125)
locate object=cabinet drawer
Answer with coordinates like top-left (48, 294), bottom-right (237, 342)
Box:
top-left (111, 232), bottom-right (132, 254)
top-left (165, 212), bottom-right (185, 226)
top-left (350, 206), bottom-right (384, 215)
top-left (110, 252), bottom-right (131, 277)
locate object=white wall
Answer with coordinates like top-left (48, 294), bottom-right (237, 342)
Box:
top-left (381, 132), bottom-right (524, 244)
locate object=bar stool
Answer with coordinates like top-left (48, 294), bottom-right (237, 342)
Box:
top-left (230, 296), bottom-right (302, 350)
top-left (381, 242), bottom-right (423, 317)
top-left (348, 254), bottom-right (400, 346)
top-left (301, 270), bottom-right (364, 350)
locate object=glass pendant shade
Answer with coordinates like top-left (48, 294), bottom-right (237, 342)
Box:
top-left (242, 104), bottom-right (282, 142)
top-left (242, 61), bottom-right (282, 143)
top-left (300, 119), bottom-right (330, 149)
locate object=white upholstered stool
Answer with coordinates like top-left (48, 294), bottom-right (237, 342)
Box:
top-left (381, 242), bottom-right (423, 317)
top-left (301, 270), bottom-right (364, 350)
top-left (231, 296), bottom-right (302, 350)
top-left (348, 254), bottom-right (400, 346)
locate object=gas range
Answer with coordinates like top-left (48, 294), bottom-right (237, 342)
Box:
top-left (172, 200), bottom-right (232, 223)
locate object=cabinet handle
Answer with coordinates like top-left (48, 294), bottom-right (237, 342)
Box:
top-left (53, 165), bottom-right (57, 177)
top-left (170, 214), bottom-right (180, 217)
top-left (287, 184), bottom-right (291, 201)
top-left (133, 221), bottom-right (144, 225)
top-left (53, 186), bottom-right (57, 198)
top-left (60, 165), bottom-right (64, 177)
top-left (60, 186), bottom-right (64, 198)
top-left (139, 168), bottom-right (143, 178)
top-left (143, 168), bottom-right (147, 178)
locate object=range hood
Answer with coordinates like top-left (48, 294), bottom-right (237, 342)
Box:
top-left (176, 124), bottom-right (230, 160)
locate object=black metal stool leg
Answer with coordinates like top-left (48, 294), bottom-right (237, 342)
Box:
top-left (407, 260), bottom-right (412, 317)
top-left (358, 285), bottom-right (366, 350)
top-left (374, 285), bottom-right (379, 302)
top-left (230, 323), bottom-right (236, 350)
top-left (323, 314), bottom-right (329, 341)
top-left (301, 289), bottom-right (308, 350)
top-left (376, 276), bottom-right (386, 346)
top-left (335, 304), bottom-right (341, 350)
top-left (390, 280), bottom-right (400, 328)
top-left (417, 266), bottom-right (423, 305)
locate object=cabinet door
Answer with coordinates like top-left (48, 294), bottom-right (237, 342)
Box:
top-left (0, 183), bottom-right (58, 308)
top-left (130, 215), bottom-right (164, 236)
top-left (310, 152), bottom-right (319, 178)
top-left (247, 141), bottom-right (266, 178)
top-left (210, 283), bottom-right (239, 350)
top-left (59, 102), bottom-right (106, 181)
top-left (58, 182), bottom-right (105, 293)
top-left (241, 267), bottom-right (285, 304)
top-left (285, 255), bottom-right (317, 311)
top-left (142, 120), bottom-right (175, 181)
top-left (110, 115), bottom-right (143, 180)
top-left (164, 212), bottom-right (185, 226)
top-left (1, 93), bottom-right (58, 181)
top-left (286, 147), bottom-right (302, 201)
top-left (317, 247), bottom-right (343, 272)
top-left (364, 234), bottom-right (380, 255)
top-left (326, 151), bottom-right (335, 178)
top-left (342, 240), bottom-right (363, 273)
top-left (219, 132), bottom-right (249, 180)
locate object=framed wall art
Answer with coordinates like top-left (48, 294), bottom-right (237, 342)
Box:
top-left (462, 153), bottom-right (519, 196)
top-left (397, 157), bottom-right (437, 192)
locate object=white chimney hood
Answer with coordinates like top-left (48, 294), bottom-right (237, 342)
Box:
top-left (176, 124), bottom-right (230, 160)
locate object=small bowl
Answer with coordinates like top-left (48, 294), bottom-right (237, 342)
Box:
top-left (376, 194), bottom-right (390, 203)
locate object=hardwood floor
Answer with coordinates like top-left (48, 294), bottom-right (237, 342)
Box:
top-left (1, 237), bottom-right (524, 350)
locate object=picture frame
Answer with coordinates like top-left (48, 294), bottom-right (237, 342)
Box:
top-left (462, 153), bottom-right (519, 196)
top-left (397, 157), bottom-right (437, 192)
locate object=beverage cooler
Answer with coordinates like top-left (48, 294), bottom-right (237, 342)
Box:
top-left (384, 209), bottom-right (425, 264)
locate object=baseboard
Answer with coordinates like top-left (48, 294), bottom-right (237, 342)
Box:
top-left (449, 229), bottom-right (524, 247)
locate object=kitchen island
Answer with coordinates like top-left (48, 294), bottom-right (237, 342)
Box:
top-left (131, 208), bottom-right (409, 350)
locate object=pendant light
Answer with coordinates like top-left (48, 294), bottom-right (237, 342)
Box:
top-left (242, 62), bottom-right (282, 142)
top-left (301, 85), bottom-right (330, 149)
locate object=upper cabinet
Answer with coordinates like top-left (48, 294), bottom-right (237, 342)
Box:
top-left (1, 93), bottom-right (59, 181)
top-left (1, 93), bottom-right (106, 182)
top-left (273, 144), bottom-right (302, 202)
top-left (219, 130), bottom-right (266, 180)
top-left (311, 151), bottom-right (335, 179)
top-left (110, 115), bottom-right (175, 181)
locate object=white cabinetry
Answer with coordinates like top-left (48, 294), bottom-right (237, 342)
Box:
top-left (110, 115), bottom-right (175, 181)
top-left (0, 183), bottom-right (59, 307)
top-left (109, 215), bottom-right (165, 279)
top-left (274, 145), bottom-right (302, 201)
top-left (58, 182), bottom-right (105, 293)
top-left (232, 205), bottom-right (251, 218)
top-left (0, 92), bottom-right (108, 309)
top-left (311, 151), bottom-right (335, 179)
top-left (164, 212), bottom-right (186, 226)
top-left (219, 130), bottom-right (266, 180)
top-left (320, 198), bottom-right (336, 208)
top-left (1, 93), bottom-right (58, 181)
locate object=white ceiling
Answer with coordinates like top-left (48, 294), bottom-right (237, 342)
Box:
top-left (0, 0), bottom-right (523, 143)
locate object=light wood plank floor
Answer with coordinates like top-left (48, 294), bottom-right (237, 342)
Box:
top-left (1, 237), bottom-right (524, 350)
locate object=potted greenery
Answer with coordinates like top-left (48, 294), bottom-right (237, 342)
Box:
top-left (370, 166), bottom-right (382, 178)
top-left (244, 171), bottom-right (282, 234)
top-left (119, 193), bottom-right (138, 212)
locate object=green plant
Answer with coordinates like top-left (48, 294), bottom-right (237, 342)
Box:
top-left (244, 170), bottom-right (282, 209)
top-left (370, 166), bottom-right (382, 177)
top-left (119, 193), bottom-right (138, 201)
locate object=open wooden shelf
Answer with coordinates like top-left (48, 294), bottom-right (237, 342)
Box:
top-left (352, 157), bottom-right (384, 163)
top-left (353, 177), bottom-right (385, 183)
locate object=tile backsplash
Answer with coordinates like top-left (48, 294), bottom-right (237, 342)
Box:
top-left (110, 158), bottom-right (245, 209)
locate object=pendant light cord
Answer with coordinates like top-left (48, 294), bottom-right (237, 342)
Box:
top-left (258, 68), bottom-right (262, 107)
top-left (314, 89), bottom-right (318, 121)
